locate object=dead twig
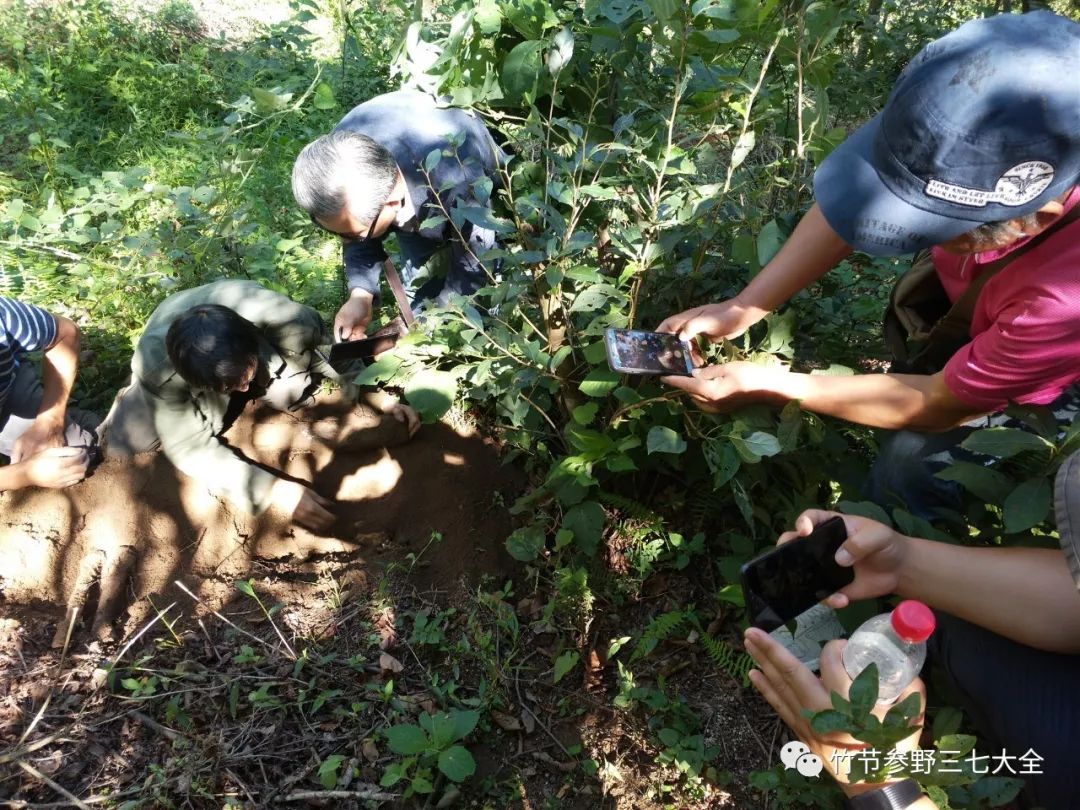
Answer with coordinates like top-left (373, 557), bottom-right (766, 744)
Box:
top-left (17, 761), bottom-right (91, 809)
top-left (131, 710), bottom-right (187, 744)
top-left (281, 786), bottom-right (397, 802)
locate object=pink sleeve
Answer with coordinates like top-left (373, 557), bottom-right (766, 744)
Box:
top-left (943, 301), bottom-right (1080, 411)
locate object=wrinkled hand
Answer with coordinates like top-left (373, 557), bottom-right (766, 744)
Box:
top-left (271, 479), bottom-right (336, 532)
top-left (656, 298), bottom-right (759, 344)
top-left (334, 289), bottom-right (375, 342)
top-left (745, 630), bottom-right (925, 794)
top-left (22, 446), bottom-right (90, 489)
top-left (11, 418), bottom-right (64, 463)
top-left (778, 510), bottom-right (911, 609)
top-left (390, 403), bottom-right (421, 438)
top-left (660, 361), bottom-right (777, 413)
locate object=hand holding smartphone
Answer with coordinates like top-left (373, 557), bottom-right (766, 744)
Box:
top-left (740, 516), bottom-right (854, 632)
top-left (605, 328), bottom-right (694, 376)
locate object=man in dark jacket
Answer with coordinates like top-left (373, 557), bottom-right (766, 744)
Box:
top-left (291, 90), bottom-right (506, 340)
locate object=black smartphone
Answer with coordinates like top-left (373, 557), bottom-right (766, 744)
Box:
top-left (328, 336), bottom-right (384, 371)
top-left (740, 516), bottom-right (854, 632)
top-left (604, 328), bottom-right (694, 376)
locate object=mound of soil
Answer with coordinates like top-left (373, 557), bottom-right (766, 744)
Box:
top-left (0, 395), bottom-right (524, 641)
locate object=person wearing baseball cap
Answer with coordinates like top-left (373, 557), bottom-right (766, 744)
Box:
top-left (745, 451), bottom-right (1080, 808)
top-left (658, 11), bottom-right (1080, 516)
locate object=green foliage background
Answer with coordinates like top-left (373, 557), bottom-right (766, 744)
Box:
top-left (2, 0), bottom-right (1078, 805)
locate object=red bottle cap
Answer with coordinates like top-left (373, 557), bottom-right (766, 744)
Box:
top-left (890, 600), bottom-right (936, 643)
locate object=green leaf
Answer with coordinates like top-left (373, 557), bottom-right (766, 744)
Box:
top-left (1003, 477), bottom-right (1052, 533)
top-left (935, 462), bottom-right (1012, 503)
top-left (502, 40), bottom-right (543, 102)
top-left (251, 87), bottom-right (290, 113)
top-left (600, 0), bottom-right (641, 24)
top-left (506, 525), bottom-right (546, 561)
top-left (959, 427), bottom-right (1051, 459)
top-left (419, 214), bottom-right (448, 231)
top-left (474, 0), bottom-right (502, 33)
top-left (756, 219), bottom-right (784, 267)
top-left (562, 501), bottom-right (605, 556)
top-left (692, 0), bottom-right (735, 19)
top-left (437, 745), bottom-right (476, 782)
top-left (313, 82), bottom-right (336, 110)
top-left (385, 723), bottom-right (430, 755)
top-left (572, 403), bottom-right (599, 425)
top-left (657, 727), bottom-right (681, 747)
top-left (937, 732), bottom-right (977, 757)
top-left (380, 760), bottom-right (407, 787)
top-left (420, 712), bottom-right (458, 749)
top-left (847, 662), bottom-right (880, 715)
top-left (732, 431), bottom-right (780, 462)
top-left (234, 579), bottom-right (255, 597)
top-left (809, 708), bottom-right (853, 735)
top-left (404, 369), bottom-right (458, 422)
top-left (449, 709), bottom-right (480, 741)
top-left (354, 353), bottom-right (404, 386)
top-left (472, 176), bottom-right (493, 205)
top-left (703, 439), bottom-right (740, 487)
top-left (424, 148), bottom-right (443, 173)
top-left (647, 426), bottom-right (687, 455)
top-left (970, 776), bottom-right (1024, 805)
top-left (318, 754), bottom-right (345, 789)
top-left (411, 774), bottom-right (435, 793)
top-left (932, 706), bottom-right (963, 744)
top-left (579, 369), bottom-right (620, 397)
top-left (647, 0), bottom-right (679, 23)
top-left (553, 650), bottom-right (580, 683)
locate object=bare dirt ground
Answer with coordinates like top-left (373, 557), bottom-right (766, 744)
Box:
top-left (0, 397), bottom-right (774, 808)
top-left (0, 396), bottom-right (521, 642)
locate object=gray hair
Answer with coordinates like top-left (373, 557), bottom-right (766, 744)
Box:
top-left (961, 211), bottom-right (1042, 250)
top-left (291, 131), bottom-right (399, 223)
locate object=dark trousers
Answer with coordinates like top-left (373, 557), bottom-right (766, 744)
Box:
top-left (397, 225), bottom-right (497, 310)
top-left (929, 611), bottom-right (1080, 809)
top-left (866, 386), bottom-right (1080, 520)
top-left (0, 362), bottom-right (99, 459)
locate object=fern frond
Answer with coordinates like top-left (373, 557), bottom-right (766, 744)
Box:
top-left (701, 631), bottom-right (754, 687)
top-left (630, 609), bottom-right (688, 662)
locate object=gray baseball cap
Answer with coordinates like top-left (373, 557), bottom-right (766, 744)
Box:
top-left (814, 11), bottom-right (1080, 256)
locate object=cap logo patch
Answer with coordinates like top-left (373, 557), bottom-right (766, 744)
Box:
top-left (925, 161), bottom-right (1055, 208)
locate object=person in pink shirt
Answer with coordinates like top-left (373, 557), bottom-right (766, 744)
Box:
top-left (656, 11), bottom-right (1080, 519)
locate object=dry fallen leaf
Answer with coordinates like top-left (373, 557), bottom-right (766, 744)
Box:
top-left (361, 738), bottom-right (379, 763)
top-left (379, 653), bottom-right (404, 674)
top-left (491, 709), bottom-right (522, 732)
top-left (584, 649), bottom-right (604, 692)
top-left (374, 607), bottom-right (397, 650)
top-left (521, 709), bottom-right (536, 735)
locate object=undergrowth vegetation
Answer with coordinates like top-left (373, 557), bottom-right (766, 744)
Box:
top-left (2, 0), bottom-right (1078, 807)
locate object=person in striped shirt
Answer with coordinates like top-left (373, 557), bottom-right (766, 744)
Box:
top-left (0, 295), bottom-right (98, 491)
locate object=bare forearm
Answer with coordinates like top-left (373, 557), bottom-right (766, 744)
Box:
top-left (768, 370), bottom-right (978, 431)
top-left (735, 203), bottom-right (853, 317)
top-left (898, 539), bottom-right (1080, 653)
top-left (38, 316), bottom-right (79, 427)
top-left (0, 463), bottom-right (29, 491)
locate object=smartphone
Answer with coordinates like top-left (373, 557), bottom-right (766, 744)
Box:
top-left (328, 336), bottom-right (384, 371)
top-left (740, 516), bottom-right (854, 632)
top-left (327, 326), bottom-right (403, 371)
top-left (604, 328), bottom-right (694, 376)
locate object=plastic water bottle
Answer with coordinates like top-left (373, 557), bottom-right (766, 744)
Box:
top-left (842, 600), bottom-right (935, 704)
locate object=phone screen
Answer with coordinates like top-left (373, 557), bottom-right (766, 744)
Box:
top-left (328, 337), bottom-right (381, 370)
top-left (605, 328), bottom-right (694, 376)
top-left (740, 516), bottom-right (854, 632)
